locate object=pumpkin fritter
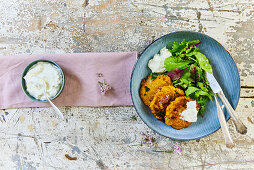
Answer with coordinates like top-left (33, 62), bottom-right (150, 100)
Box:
top-left (149, 86), bottom-right (184, 121)
top-left (165, 96), bottom-right (200, 129)
top-left (140, 75), bottom-right (172, 106)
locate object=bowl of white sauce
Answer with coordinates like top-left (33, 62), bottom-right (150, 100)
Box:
top-left (21, 59), bottom-right (65, 102)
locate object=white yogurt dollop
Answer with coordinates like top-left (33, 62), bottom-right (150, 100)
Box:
top-left (148, 47), bottom-right (172, 73)
top-left (180, 101), bottom-right (198, 122)
top-left (24, 62), bottom-right (62, 100)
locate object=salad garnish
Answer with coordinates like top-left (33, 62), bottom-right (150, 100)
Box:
top-left (164, 40), bottom-right (213, 116)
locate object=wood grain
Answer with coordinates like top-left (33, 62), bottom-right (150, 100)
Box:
top-left (0, 0), bottom-right (254, 169)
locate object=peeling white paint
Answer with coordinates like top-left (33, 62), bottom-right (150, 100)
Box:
top-left (0, 0), bottom-right (254, 169)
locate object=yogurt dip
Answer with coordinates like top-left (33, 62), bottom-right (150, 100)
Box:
top-left (24, 62), bottom-right (62, 100)
top-left (148, 47), bottom-right (172, 73)
top-left (180, 101), bottom-right (198, 122)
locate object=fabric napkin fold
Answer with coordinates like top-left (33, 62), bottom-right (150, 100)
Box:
top-left (0, 52), bottom-right (137, 109)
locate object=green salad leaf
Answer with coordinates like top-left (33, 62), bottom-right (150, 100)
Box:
top-left (169, 40), bottom-right (200, 57)
top-left (189, 64), bottom-right (202, 83)
top-left (185, 86), bottom-right (200, 96)
top-left (165, 40), bottom-right (214, 116)
top-left (164, 57), bottom-right (193, 72)
top-left (179, 68), bottom-right (192, 85)
top-left (187, 52), bottom-right (213, 73)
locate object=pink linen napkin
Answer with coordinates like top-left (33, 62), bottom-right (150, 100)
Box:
top-left (0, 52), bottom-right (137, 109)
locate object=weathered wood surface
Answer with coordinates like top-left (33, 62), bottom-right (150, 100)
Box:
top-left (0, 0), bottom-right (254, 169)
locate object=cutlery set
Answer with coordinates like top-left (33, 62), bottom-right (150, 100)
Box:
top-left (206, 72), bottom-right (247, 148)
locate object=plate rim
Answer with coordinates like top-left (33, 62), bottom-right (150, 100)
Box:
top-left (130, 30), bottom-right (240, 140)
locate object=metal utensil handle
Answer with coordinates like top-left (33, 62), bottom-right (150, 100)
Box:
top-left (214, 95), bottom-right (235, 148)
top-left (218, 91), bottom-right (247, 134)
top-left (46, 96), bottom-right (64, 120)
top-left (42, 80), bottom-right (64, 120)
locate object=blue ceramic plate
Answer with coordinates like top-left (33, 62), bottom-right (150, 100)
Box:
top-left (130, 31), bottom-right (240, 140)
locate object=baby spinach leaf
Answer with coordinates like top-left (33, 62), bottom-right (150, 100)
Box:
top-left (195, 52), bottom-right (213, 73)
top-left (164, 57), bottom-right (192, 72)
top-left (187, 52), bottom-right (213, 73)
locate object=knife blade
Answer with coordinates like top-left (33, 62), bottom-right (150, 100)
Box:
top-left (206, 72), bottom-right (247, 134)
top-left (206, 72), bottom-right (222, 93)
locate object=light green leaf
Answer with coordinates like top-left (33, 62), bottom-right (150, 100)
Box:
top-left (164, 57), bottom-right (192, 72)
top-left (180, 68), bottom-right (192, 85)
top-left (195, 52), bottom-right (213, 73)
top-left (185, 86), bottom-right (200, 96)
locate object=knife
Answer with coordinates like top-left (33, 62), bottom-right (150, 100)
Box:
top-left (206, 72), bottom-right (247, 134)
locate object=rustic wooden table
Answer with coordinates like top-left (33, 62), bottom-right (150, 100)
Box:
top-left (0, 0), bottom-right (253, 169)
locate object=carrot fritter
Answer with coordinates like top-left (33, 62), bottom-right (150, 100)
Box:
top-left (139, 75), bottom-right (172, 106)
top-left (149, 86), bottom-right (184, 121)
top-left (165, 96), bottom-right (200, 129)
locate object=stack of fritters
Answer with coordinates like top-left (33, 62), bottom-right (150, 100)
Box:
top-left (140, 75), bottom-right (199, 129)
top-left (149, 86), bottom-right (184, 120)
top-left (140, 75), bottom-right (172, 106)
